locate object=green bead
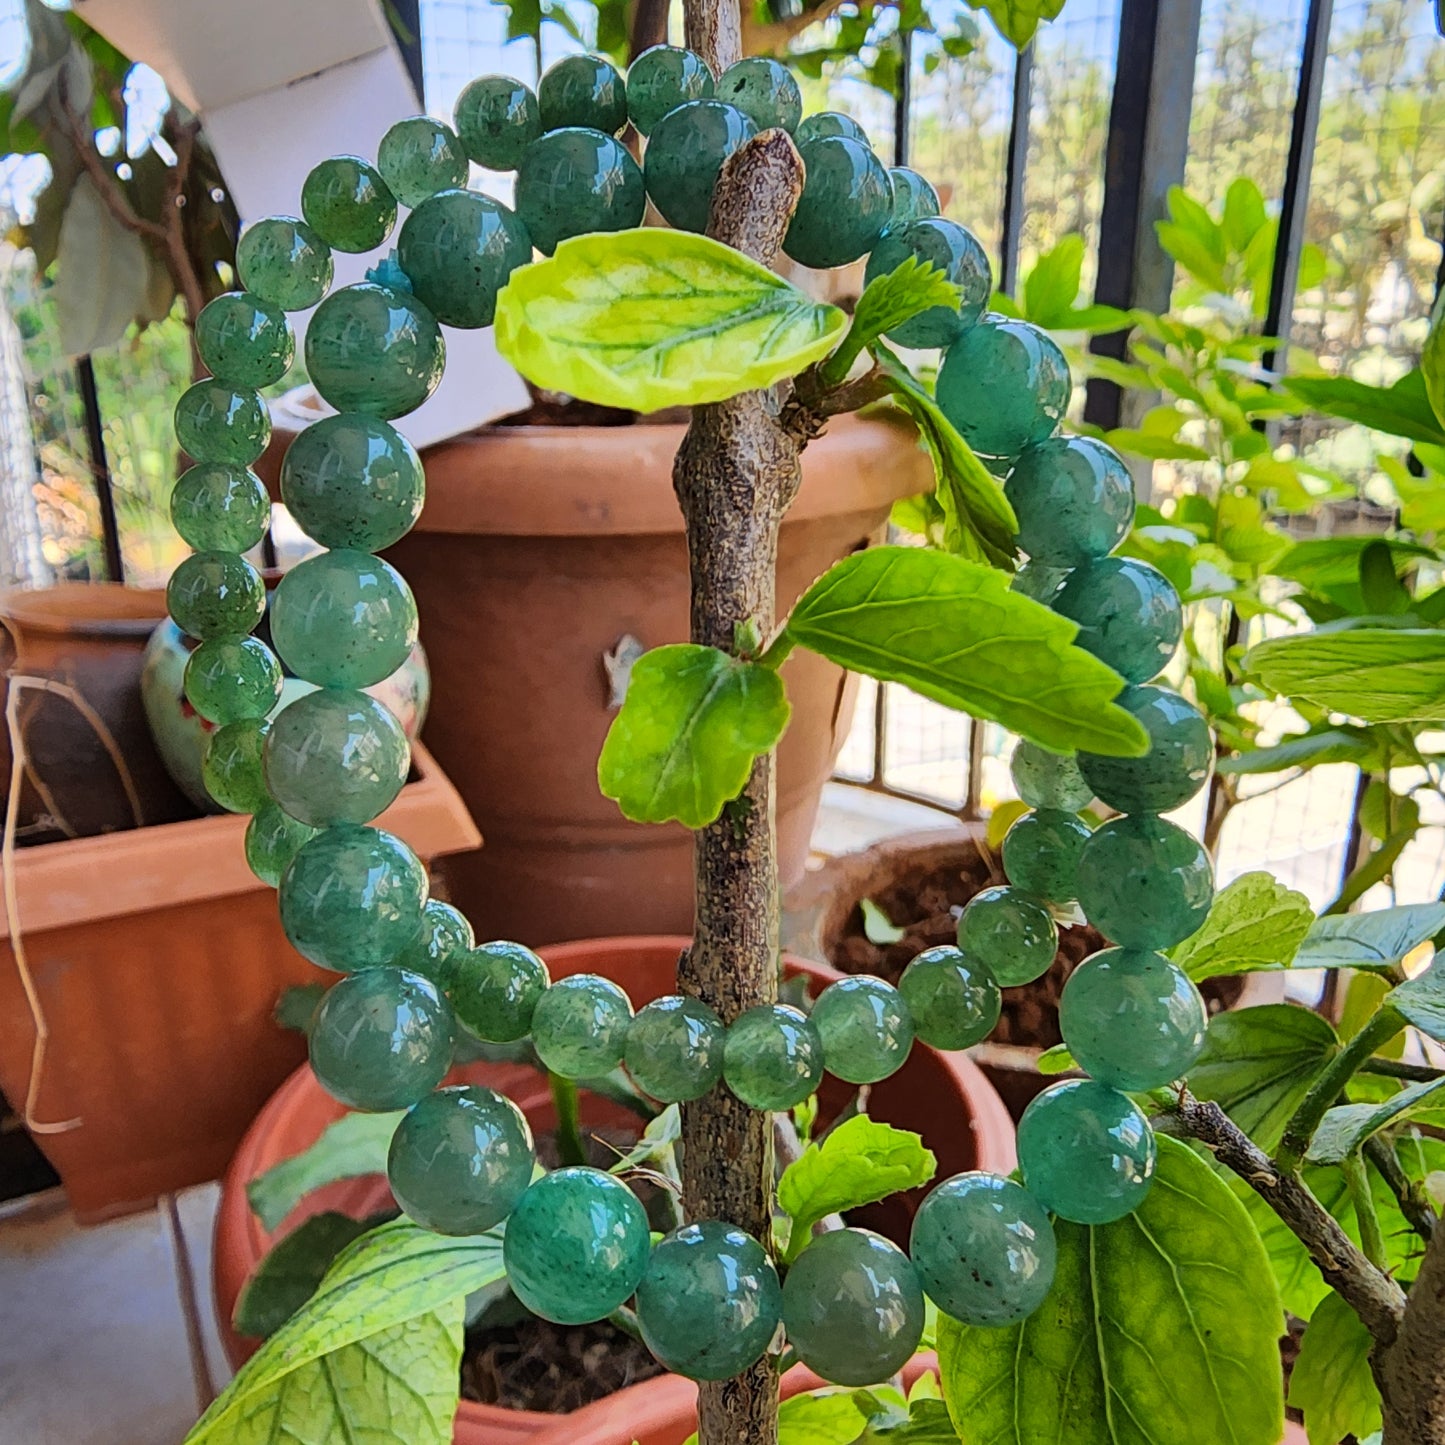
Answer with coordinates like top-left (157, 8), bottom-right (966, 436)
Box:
top-left (279, 413), bottom-right (424, 552)
top-left (455, 75), bottom-right (542, 169)
top-left (388, 1084), bottom-right (536, 1235)
top-left (1051, 558), bottom-right (1182, 683)
top-left (936, 318), bottom-right (1070, 459)
top-left (1075, 813), bottom-right (1214, 950)
top-left (245, 802), bottom-right (318, 886)
top-left (270, 548), bottom-right (418, 689)
top-left (236, 216), bottom-right (333, 311)
top-left (503, 1167), bottom-right (650, 1324)
top-left (796, 110), bottom-right (868, 146)
top-left (1060, 947), bottom-right (1206, 1091)
top-left (305, 283), bottom-right (445, 420)
top-left (309, 967), bottom-right (454, 1110)
top-left (184, 634), bottom-right (282, 724)
top-left (539, 54), bottom-right (628, 135)
top-left (810, 976), bottom-right (913, 1085)
top-left (957, 885), bottom-right (1057, 987)
top-left (897, 945), bottom-right (1000, 1050)
top-left (624, 995), bottom-right (725, 1102)
top-left (377, 117), bottom-right (469, 208)
top-left (1007, 436), bottom-right (1134, 567)
top-left (1010, 740), bottom-right (1093, 812)
top-left (884, 166), bottom-right (940, 232)
top-left (781, 1228), bottom-right (924, 1386)
top-left (530, 973), bottom-right (633, 1078)
top-left (1078, 685), bottom-right (1212, 813)
top-left (715, 57), bottom-right (800, 132)
top-left (626, 45), bottom-right (713, 135)
top-left (202, 717), bottom-right (270, 813)
top-left (397, 188), bottom-right (533, 328)
top-left (449, 940), bottom-right (550, 1042)
top-left (1001, 808), bottom-right (1092, 904)
top-left (279, 824), bottom-right (428, 971)
top-left (166, 551), bottom-right (265, 640)
top-left (195, 292), bottom-right (294, 389)
top-left (863, 218), bottom-right (991, 348)
top-left (784, 136), bottom-right (892, 270)
top-left (1011, 559), bottom-right (1069, 605)
top-left (723, 1004), bottom-right (823, 1112)
top-left (635, 1221), bottom-right (781, 1381)
top-left (514, 128), bottom-right (645, 256)
top-left (264, 688), bottom-right (409, 827)
top-left (910, 1172), bottom-right (1056, 1327)
top-left (171, 464), bottom-right (270, 553)
top-left (175, 379), bottom-right (271, 466)
top-left (1018, 1079), bottom-right (1157, 1224)
top-left (391, 900), bottom-right (474, 986)
top-left (643, 100), bottom-right (756, 234)
top-left (301, 156), bottom-right (397, 252)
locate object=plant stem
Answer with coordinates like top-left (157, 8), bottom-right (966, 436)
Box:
top-left (1346, 1153), bottom-right (1389, 1270)
top-left (1360, 1057), bottom-right (1444, 1084)
top-left (1364, 1135), bottom-right (1437, 1244)
top-left (549, 1073), bottom-right (587, 1167)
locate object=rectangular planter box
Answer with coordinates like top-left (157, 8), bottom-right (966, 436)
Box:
top-left (0, 743), bottom-right (479, 1222)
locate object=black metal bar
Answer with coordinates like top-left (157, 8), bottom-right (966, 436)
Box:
top-left (999, 42), bottom-right (1034, 297)
top-left (75, 356), bottom-right (123, 584)
top-left (387, 0), bottom-right (426, 107)
top-left (892, 26), bottom-right (914, 167)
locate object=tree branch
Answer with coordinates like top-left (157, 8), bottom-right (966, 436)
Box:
top-left (1377, 1210), bottom-right (1445, 1443)
top-left (1365, 1135), bottom-right (1437, 1244)
top-left (56, 78), bottom-right (167, 242)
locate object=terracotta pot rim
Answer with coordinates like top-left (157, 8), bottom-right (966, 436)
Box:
top-left (0, 581), bottom-right (170, 637)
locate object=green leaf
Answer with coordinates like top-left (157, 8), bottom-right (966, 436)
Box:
top-left (966, 0), bottom-right (1066, 49)
top-left (778, 1115), bottom-right (936, 1262)
top-left (597, 643), bottom-right (789, 828)
top-left (1280, 370), bottom-right (1445, 448)
top-left (859, 1397), bottom-right (960, 1442)
top-left (1295, 905), bottom-right (1445, 974)
top-left (54, 175), bottom-right (149, 356)
top-left (938, 1137), bottom-right (1284, 1445)
top-left (248, 1110), bottom-right (404, 1232)
top-left (783, 547), bottom-right (1148, 758)
top-left (1170, 871), bottom-right (1314, 981)
top-left (1037, 1043), bottom-right (1076, 1075)
top-left (1390, 956), bottom-right (1445, 1042)
top-left (1246, 629), bottom-right (1445, 724)
top-left (1307, 1076), bottom-right (1445, 1164)
top-left (1430, 289), bottom-right (1445, 431)
top-left (1221, 177), bottom-right (1268, 255)
top-left (845, 254), bottom-right (962, 358)
top-left (1218, 729), bottom-right (1374, 775)
top-left (493, 229), bottom-right (846, 411)
top-left (1021, 235), bottom-right (1085, 327)
top-left (860, 897), bottom-right (907, 946)
top-left (1288, 1292), bottom-right (1383, 1445)
top-left (274, 982), bottom-right (328, 1034)
top-left (606, 1102), bottom-right (681, 1174)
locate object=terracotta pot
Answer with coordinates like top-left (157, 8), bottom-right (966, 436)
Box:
top-left (0, 742), bottom-right (479, 1222)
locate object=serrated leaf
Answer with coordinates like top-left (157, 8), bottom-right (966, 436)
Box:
top-left (1390, 954), bottom-right (1445, 1041)
top-left (1247, 628), bottom-right (1445, 724)
top-left (1307, 1076), bottom-right (1445, 1164)
top-left (938, 1137), bottom-right (1284, 1445)
top-left (55, 176), bottom-right (149, 356)
top-left (597, 643), bottom-right (789, 828)
top-left (248, 1110), bottom-right (404, 1232)
top-left (861, 897), bottom-right (907, 945)
top-left (494, 229), bottom-right (846, 410)
top-left (783, 547), bottom-right (1148, 757)
top-left (850, 254), bottom-right (963, 351)
top-left (1295, 905), bottom-right (1445, 974)
top-left (1288, 1292), bottom-right (1383, 1445)
top-left (1169, 871), bottom-right (1314, 981)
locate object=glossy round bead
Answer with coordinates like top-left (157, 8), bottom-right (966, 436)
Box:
top-left (1078, 685), bottom-right (1212, 813)
top-left (279, 824), bottom-right (428, 971)
top-left (936, 318), bottom-right (1070, 459)
top-left (715, 57), bottom-right (800, 132)
top-left (263, 687), bottom-right (409, 827)
top-left (1001, 808), bottom-right (1092, 904)
top-left (626, 45), bottom-right (713, 135)
top-left (624, 994), bottom-right (725, 1102)
top-left (175, 380), bottom-right (271, 466)
top-left (897, 945), bottom-right (1000, 1050)
top-left (1018, 1079), bottom-right (1157, 1224)
top-left (796, 110), bottom-right (868, 146)
top-left (910, 1172), bottom-right (1056, 1327)
top-left (309, 966), bottom-right (454, 1110)
top-left (377, 116), bottom-right (469, 208)
top-left (539, 53), bottom-right (628, 134)
top-left (184, 634), bottom-right (281, 724)
top-left (643, 100), bottom-right (756, 234)
top-left (884, 166), bottom-right (940, 232)
top-left (1060, 947), bottom-right (1206, 1090)
top-left (863, 218), bottom-right (991, 348)
top-left (1007, 436), bottom-right (1135, 567)
top-left (391, 899), bottom-right (474, 986)
top-left (449, 940), bottom-right (550, 1042)
top-left (514, 128), bottom-right (645, 256)
top-left (388, 1084), bottom-right (536, 1235)
top-left (1010, 739), bottom-right (1093, 812)
top-left (530, 973), bottom-right (633, 1078)
top-left (305, 283), bottom-right (445, 420)
top-left (245, 802), bottom-right (318, 887)
top-left (279, 413), bottom-right (424, 552)
top-left (503, 1167), bottom-right (650, 1324)
top-left (636, 1221), bottom-right (781, 1381)
top-left (270, 548), bottom-right (418, 689)
top-left (724, 1004), bottom-right (824, 1111)
top-left (1051, 557), bottom-right (1182, 683)
top-left (398, 188), bottom-right (533, 328)
top-left (195, 291), bottom-right (294, 388)
top-left (781, 1228), bottom-right (924, 1385)
top-left (202, 717), bottom-right (270, 813)
top-left (811, 976), bottom-right (914, 1085)
top-left (1076, 813), bottom-right (1214, 951)
top-left (1011, 559), bottom-right (1070, 606)
top-left (166, 551), bottom-right (265, 640)
top-left (301, 156), bottom-right (397, 252)
top-left (784, 136), bottom-right (893, 270)
top-left (236, 216), bottom-right (333, 311)
top-left (455, 75), bottom-right (542, 169)
top-left (170, 464), bottom-right (270, 554)
top-left (957, 886), bottom-right (1057, 987)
